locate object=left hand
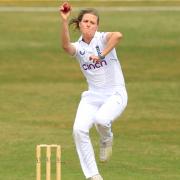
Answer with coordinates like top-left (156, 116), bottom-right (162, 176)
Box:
top-left (89, 55), bottom-right (101, 63)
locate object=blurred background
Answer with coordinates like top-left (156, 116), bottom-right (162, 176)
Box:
top-left (0, 0), bottom-right (180, 179)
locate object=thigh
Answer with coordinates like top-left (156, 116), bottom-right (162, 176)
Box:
top-left (95, 92), bottom-right (127, 126)
top-left (73, 98), bottom-right (99, 132)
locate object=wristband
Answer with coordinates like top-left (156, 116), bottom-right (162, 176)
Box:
top-left (98, 54), bottom-right (105, 60)
top-left (96, 45), bottom-right (105, 60)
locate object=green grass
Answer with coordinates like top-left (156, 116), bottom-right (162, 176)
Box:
top-left (0, 3), bottom-right (180, 180)
top-left (1, 0), bottom-right (180, 7)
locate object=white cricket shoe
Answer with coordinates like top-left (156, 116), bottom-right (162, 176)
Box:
top-left (100, 145), bottom-right (112, 162)
top-left (99, 139), bottom-right (113, 162)
top-left (89, 174), bottom-right (103, 180)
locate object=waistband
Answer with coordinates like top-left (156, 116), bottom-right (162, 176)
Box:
top-left (88, 85), bottom-right (127, 95)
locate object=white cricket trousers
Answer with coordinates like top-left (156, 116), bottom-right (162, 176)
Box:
top-left (73, 87), bottom-right (128, 179)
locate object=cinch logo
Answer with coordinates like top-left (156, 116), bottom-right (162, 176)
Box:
top-left (82, 60), bottom-right (107, 70)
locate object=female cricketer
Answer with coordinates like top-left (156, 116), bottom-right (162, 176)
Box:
top-left (59, 3), bottom-right (128, 180)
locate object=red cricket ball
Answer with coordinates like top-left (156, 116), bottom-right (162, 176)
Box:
top-left (62, 2), bottom-right (71, 13)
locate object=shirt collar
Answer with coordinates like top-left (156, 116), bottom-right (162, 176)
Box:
top-left (78, 31), bottom-right (99, 43)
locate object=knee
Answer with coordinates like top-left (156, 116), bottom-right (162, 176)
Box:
top-left (73, 126), bottom-right (81, 137)
top-left (73, 126), bottom-right (89, 141)
top-left (95, 113), bottom-right (110, 127)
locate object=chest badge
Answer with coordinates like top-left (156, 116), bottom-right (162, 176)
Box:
top-left (79, 50), bottom-right (85, 56)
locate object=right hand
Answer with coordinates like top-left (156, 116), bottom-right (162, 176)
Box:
top-left (59, 3), bottom-right (71, 21)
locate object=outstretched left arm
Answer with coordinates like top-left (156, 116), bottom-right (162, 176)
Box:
top-left (89, 32), bottom-right (123, 63)
top-left (102, 32), bottom-right (123, 57)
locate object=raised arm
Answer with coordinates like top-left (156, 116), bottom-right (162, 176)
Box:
top-left (59, 3), bottom-right (76, 56)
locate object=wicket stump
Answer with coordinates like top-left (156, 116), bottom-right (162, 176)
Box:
top-left (36, 144), bottom-right (61, 180)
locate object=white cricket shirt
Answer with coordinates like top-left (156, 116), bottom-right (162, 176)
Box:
top-left (72, 31), bottom-right (125, 92)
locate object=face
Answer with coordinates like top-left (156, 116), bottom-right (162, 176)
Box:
top-left (79, 13), bottom-right (98, 40)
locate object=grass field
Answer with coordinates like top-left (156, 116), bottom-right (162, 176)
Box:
top-left (0, 2), bottom-right (180, 180)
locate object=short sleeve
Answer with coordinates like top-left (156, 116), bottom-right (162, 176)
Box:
top-left (99, 32), bottom-right (109, 44)
top-left (71, 42), bottom-right (78, 57)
